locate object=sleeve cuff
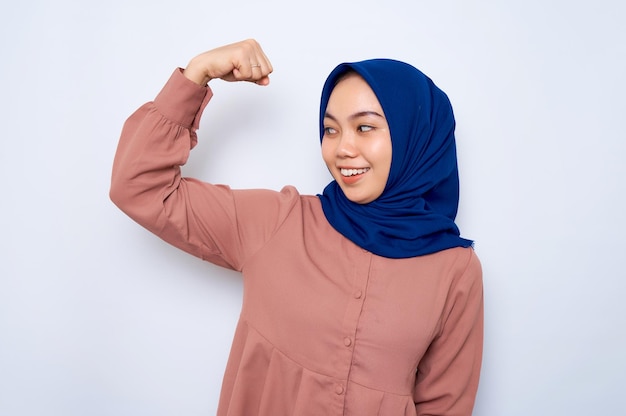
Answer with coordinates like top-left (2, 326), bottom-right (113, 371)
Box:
top-left (153, 68), bottom-right (214, 128)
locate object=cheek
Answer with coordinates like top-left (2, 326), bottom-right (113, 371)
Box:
top-left (321, 139), bottom-right (334, 167)
top-left (370, 138), bottom-right (393, 171)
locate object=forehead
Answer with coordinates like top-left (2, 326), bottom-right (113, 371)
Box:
top-left (326, 73), bottom-right (383, 113)
top-left (331, 72), bottom-right (370, 93)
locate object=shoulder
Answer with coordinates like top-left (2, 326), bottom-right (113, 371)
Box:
top-left (414, 247), bottom-right (483, 307)
top-left (438, 247), bottom-right (483, 314)
top-left (232, 185), bottom-right (318, 210)
top-left (399, 246), bottom-right (481, 282)
top-left (230, 185), bottom-right (325, 227)
top-left (431, 246), bottom-right (482, 278)
top-left (438, 247), bottom-right (482, 292)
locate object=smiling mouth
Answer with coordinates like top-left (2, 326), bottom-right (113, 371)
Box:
top-left (340, 168), bottom-right (370, 177)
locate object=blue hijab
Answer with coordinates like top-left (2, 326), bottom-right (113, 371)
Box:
top-left (317, 59), bottom-right (473, 258)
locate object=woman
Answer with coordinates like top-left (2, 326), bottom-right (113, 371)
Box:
top-left (110, 39), bottom-right (483, 416)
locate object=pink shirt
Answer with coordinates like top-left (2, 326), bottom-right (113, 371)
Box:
top-left (110, 69), bottom-right (484, 416)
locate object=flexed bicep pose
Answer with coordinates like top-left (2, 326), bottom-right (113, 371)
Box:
top-left (111, 39), bottom-right (483, 416)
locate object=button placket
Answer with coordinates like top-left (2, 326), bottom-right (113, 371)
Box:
top-left (340, 251), bottom-right (372, 365)
top-left (331, 249), bottom-right (372, 409)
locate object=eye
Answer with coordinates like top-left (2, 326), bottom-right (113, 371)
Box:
top-left (323, 126), bottom-right (337, 135)
top-left (357, 125), bottom-right (374, 132)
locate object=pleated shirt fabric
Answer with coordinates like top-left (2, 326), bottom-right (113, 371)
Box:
top-left (110, 69), bottom-right (484, 416)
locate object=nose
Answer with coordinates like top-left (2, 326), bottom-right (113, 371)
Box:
top-left (336, 132), bottom-right (357, 158)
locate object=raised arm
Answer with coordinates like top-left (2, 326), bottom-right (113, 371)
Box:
top-left (109, 39), bottom-right (275, 269)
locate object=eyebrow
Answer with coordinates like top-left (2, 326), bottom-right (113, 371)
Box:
top-left (324, 110), bottom-right (385, 122)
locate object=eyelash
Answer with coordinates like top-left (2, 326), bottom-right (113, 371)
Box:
top-left (323, 125), bottom-right (374, 135)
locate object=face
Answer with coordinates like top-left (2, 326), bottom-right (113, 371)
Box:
top-left (322, 73), bottom-right (392, 204)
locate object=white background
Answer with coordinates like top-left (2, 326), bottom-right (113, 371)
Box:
top-left (1, 0), bottom-right (625, 415)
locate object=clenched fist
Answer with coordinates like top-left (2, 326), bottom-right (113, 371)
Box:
top-left (183, 39), bottom-right (273, 86)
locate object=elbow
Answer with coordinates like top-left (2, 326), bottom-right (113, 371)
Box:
top-left (109, 178), bottom-right (148, 227)
top-left (109, 171), bottom-right (123, 206)
top-left (109, 173), bottom-right (164, 231)
top-left (109, 173), bottom-right (133, 214)
top-left (109, 182), bottom-right (123, 210)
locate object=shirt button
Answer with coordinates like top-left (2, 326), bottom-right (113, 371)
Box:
top-left (354, 290), bottom-right (362, 299)
top-left (335, 384), bottom-right (344, 395)
top-left (344, 337), bottom-right (352, 347)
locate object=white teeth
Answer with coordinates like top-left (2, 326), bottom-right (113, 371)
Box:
top-left (340, 168), bottom-right (370, 177)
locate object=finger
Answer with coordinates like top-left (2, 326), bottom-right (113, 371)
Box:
top-left (251, 64), bottom-right (271, 86)
top-left (233, 61), bottom-right (271, 84)
top-left (255, 75), bottom-right (270, 86)
top-left (251, 50), bottom-right (273, 76)
top-left (231, 64), bottom-right (257, 81)
top-left (249, 63), bottom-right (264, 80)
top-left (257, 49), bottom-right (274, 75)
top-left (246, 41), bottom-right (272, 78)
top-left (249, 64), bottom-right (267, 85)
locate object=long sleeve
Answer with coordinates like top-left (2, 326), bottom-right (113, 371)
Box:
top-left (413, 250), bottom-right (484, 416)
top-left (110, 69), bottom-right (298, 270)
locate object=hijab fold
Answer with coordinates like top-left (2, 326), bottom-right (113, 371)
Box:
top-left (317, 59), bottom-right (473, 258)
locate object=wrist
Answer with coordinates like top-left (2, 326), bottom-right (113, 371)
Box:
top-left (183, 63), bottom-right (210, 86)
